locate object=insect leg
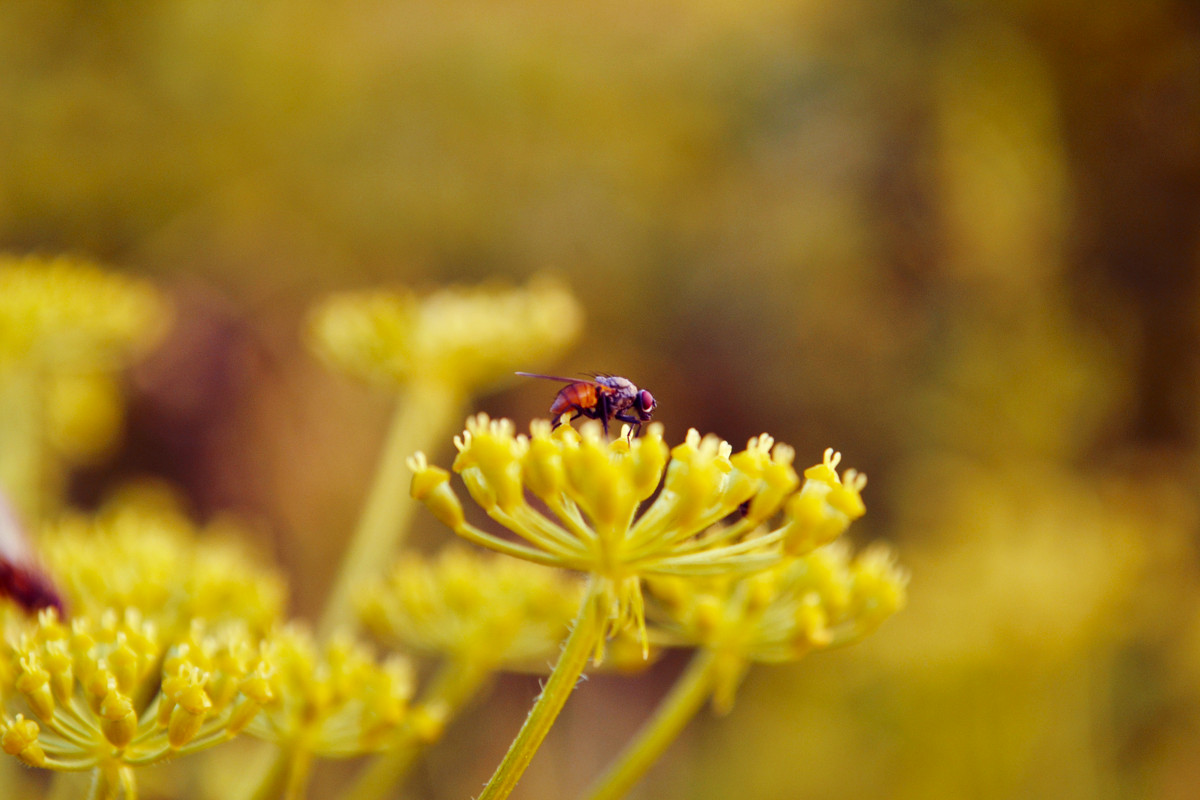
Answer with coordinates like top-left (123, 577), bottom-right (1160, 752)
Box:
top-left (599, 394), bottom-right (611, 436)
top-left (615, 411), bottom-right (642, 438)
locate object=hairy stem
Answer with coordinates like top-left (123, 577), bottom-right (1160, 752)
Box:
top-left (477, 576), bottom-right (607, 800)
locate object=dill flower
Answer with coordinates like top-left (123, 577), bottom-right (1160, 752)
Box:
top-left (38, 491), bottom-right (286, 636)
top-left (410, 417), bottom-right (879, 800)
top-left (579, 455), bottom-right (903, 800)
top-left (0, 255), bottom-right (169, 518)
top-left (244, 626), bottom-right (419, 785)
top-left (410, 415), bottom-right (801, 650)
top-left (306, 276), bottom-right (582, 393)
top-left (647, 541), bottom-right (908, 712)
top-left (360, 547), bottom-right (583, 670)
top-left (0, 609), bottom-right (272, 796)
top-left (0, 254), bottom-right (168, 372)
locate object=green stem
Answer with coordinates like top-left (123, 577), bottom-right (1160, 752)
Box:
top-left (319, 380), bottom-right (463, 638)
top-left (0, 366), bottom-right (46, 525)
top-left (283, 748), bottom-right (314, 800)
top-left (477, 577), bottom-right (608, 800)
top-left (119, 766), bottom-right (138, 800)
top-left (579, 648), bottom-right (719, 800)
top-left (85, 763), bottom-right (127, 800)
top-left (239, 744), bottom-right (293, 800)
top-left (344, 658), bottom-right (494, 800)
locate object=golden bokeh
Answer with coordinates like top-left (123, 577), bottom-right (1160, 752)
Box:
top-left (1, 0), bottom-right (1197, 798)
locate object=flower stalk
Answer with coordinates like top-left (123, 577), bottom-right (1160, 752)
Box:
top-left (477, 576), bottom-right (608, 800)
top-left (0, 368), bottom-right (45, 523)
top-left (319, 379), bottom-right (463, 638)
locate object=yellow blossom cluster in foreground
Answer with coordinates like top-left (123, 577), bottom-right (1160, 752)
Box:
top-left (0, 256), bottom-right (904, 800)
top-left (407, 415), bottom-right (906, 800)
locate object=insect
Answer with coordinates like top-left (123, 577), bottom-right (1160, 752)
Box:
top-left (517, 372), bottom-right (657, 437)
top-left (0, 491), bottom-right (64, 617)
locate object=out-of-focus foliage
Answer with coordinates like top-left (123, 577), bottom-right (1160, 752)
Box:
top-left (3, 0), bottom-right (1199, 798)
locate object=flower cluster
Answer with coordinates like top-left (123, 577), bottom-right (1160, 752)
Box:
top-left (0, 255), bottom-right (170, 496)
top-left (359, 547), bottom-right (583, 670)
top-left (410, 416), bottom-right (813, 650)
top-left (306, 277), bottom-right (582, 393)
top-left (0, 256), bottom-right (906, 800)
top-left (0, 610), bottom-right (272, 772)
top-left (0, 254), bottom-right (168, 371)
top-left (245, 627), bottom-right (420, 757)
top-left (37, 492), bottom-right (286, 636)
top-left (647, 541), bottom-right (908, 711)
top-left (411, 417), bottom-right (905, 800)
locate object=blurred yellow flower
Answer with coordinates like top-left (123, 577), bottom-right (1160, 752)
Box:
top-left (0, 254), bottom-right (168, 371)
top-left (360, 547), bottom-right (583, 670)
top-left (306, 276), bottom-right (581, 394)
top-left (38, 489), bottom-right (286, 637)
top-left (311, 277), bottom-right (584, 638)
top-left (648, 541), bottom-right (907, 712)
top-left (245, 627), bottom-right (416, 757)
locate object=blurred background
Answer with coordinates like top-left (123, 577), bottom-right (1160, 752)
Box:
top-left (3, 0), bottom-right (1200, 798)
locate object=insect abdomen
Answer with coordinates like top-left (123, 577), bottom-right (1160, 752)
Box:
top-left (549, 382), bottom-right (598, 418)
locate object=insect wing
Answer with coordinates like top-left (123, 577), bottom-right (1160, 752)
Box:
top-left (515, 372), bottom-right (600, 385)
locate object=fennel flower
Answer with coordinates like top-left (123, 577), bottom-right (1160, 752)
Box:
top-left (648, 541), bottom-right (908, 712)
top-left (38, 493), bottom-right (286, 637)
top-left (245, 627), bottom-right (418, 758)
top-left (306, 276), bottom-right (581, 394)
top-left (359, 547), bottom-right (583, 671)
top-left (0, 254), bottom-right (168, 371)
top-left (0, 609), bottom-right (272, 798)
top-left (0, 255), bottom-right (170, 515)
top-left (409, 416), bottom-right (865, 800)
top-left (410, 415), bottom-right (803, 651)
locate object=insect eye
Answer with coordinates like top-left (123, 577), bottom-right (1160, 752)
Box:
top-left (639, 390), bottom-right (656, 412)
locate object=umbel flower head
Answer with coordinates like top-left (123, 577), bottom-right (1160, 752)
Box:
top-left (359, 547), bottom-right (584, 671)
top-left (306, 276), bottom-right (582, 394)
top-left (647, 541), bottom-right (908, 712)
top-left (409, 415), bottom-right (840, 652)
top-left (0, 609), bottom-right (272, 774)
top-left (37, 490), bottom-right (286, 637)
top-left (244, 626), bottom-right (419, 757)
top-left (0, 254), bottom-right (169, 371)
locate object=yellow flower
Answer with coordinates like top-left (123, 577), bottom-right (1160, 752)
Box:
top-left (410, 416), bottom-right (807, 651)
top-left (0, 609), bottom-right (272, 781)
top-left (306, 276), bottom-right (582, 393)
top-left (38, 489), bottom-right (286, 636)
top-left (780, 448), bottom-right (869, 556)
top-left (0, 254), bottom-right (168, 371)
top-left (246, 626), bottom-right (416, 756)
top-left (647, 541), bottom-right (908, 712)
top-left (360, 547), bottom-right (584, 671)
